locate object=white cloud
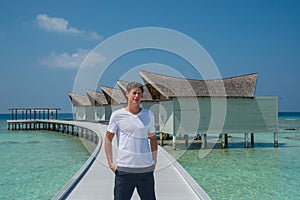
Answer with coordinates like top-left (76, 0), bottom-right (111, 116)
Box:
top-left (36, 14), bottom-right (102, 41)
top-left (38, 49), bottom-right (106, 69)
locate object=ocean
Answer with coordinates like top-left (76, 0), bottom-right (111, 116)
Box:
top-left (0, 113), bottom-right (91, 200)
top-left (173, 112), bottom-right (300, 199)
top-left (1, 112), bottom-right (299, 199)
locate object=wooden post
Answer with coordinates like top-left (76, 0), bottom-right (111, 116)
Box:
top-left (75, 126), bottom-right (78, 136)
top-left (172, 135), bottom-right (176, 150)
top-left (251, 133), bottom-right (254, 147)
top-left (159, 132), bottom-right (164, 146)
top-left (184, 134), bottom-right (188, 148)
top-left (225, 133), bottom-right (228, 148)
top-left (245, 133), bottom-right (249, 148)
top-left (274, 132), bottom-right (278, 147)
top-left (83, 129), bottom-right (86, 139)
top-left (221, 134), bottom-right (225, 149)
top-left (78, 127), bottom-right (81, 137)
top-left (201, 134), bottom-right (207, 149)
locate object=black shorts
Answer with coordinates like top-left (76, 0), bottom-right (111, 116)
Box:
top-left (114, 170), bottom-right (156, 200)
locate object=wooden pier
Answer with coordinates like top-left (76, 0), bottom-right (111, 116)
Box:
top-left (7, 119), bottom-right (99, 144)
top-left (7, 108), bottom-right (100, 144)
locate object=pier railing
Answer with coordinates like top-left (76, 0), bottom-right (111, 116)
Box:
top-left (8, 108), bottom-right (60, 120)
top-left (7, 119), bottom-right (99, 144)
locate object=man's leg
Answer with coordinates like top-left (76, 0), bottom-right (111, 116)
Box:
top-left (114, 170), bottom-right (135, 200)
top-left (136, 172), bottom-right (156, 200)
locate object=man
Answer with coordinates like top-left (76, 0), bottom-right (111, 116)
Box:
top-left (105, 81), bottom-right (158, 200)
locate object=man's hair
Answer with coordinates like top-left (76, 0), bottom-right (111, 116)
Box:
top-left (126, 82), bottom-right (144, 93)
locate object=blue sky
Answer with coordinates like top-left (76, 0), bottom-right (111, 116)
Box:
top-left (0, 0), bottom-right (300, 113)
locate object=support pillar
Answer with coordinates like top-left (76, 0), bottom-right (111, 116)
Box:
top-left (159, 132), bottom-right (164, 146)
top-left (245, 133), bottom-right (249, 148)
top-left (62, 125), bottom-right (65, 133)
top-left (172, 135), bottom-right (176, 150)
top-left (78, 127), bottom-right (81, 137)
top-left (225, 133), bottom-right (228, 147)
top-left (11, 110), bottom-right (14, 120)
top-left (201, 134), bottom-right (207, 149)
top-left (221, 134), bottom-right (225, 149)
top-left (184, 134), bottom-right (188, 148)
top-left (74, 127), bottom-right (78, 136)
top-left (251, 133), bottom-right (254, 147)
top-left (274, 132), bottom-right (278, 147)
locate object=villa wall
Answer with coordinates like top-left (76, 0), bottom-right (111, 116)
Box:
top-left (159, 96), bottom-right (278, 135)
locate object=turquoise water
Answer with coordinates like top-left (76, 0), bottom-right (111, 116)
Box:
top-left (2, 112), bottom-right (299, 199)
top-left (170, 113), bottom-right (300, 200)
top-left (0, 114), bottom-right (92, 200)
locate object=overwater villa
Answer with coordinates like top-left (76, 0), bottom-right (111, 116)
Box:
top-left (86, 89), bottom-right (109, 121)
top-left (139, 70), bottom-right (278, 148)
top-left (100, 86), bottom-right (127, 114)
top-left (69, 70), bottom-right (278, 149)
top-left (68, 92), bottom-right (93, 120)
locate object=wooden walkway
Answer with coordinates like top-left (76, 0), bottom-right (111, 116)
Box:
top-left (7, 120), bottom-right (210, 200)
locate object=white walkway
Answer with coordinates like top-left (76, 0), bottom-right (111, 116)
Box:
top-left (50, 121), bottom-right (210, 200)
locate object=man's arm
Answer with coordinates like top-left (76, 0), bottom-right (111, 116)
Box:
top-left (105, 131), bottom-right (116, 172)
top-left (149, 133), bottom-right (158, 166)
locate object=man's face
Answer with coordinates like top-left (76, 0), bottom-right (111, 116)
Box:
top-left (126, 87), bottom-right (143, 105)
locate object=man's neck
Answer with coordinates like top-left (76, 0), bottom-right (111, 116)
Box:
top-left (126, 104), bottom-right (141, 115)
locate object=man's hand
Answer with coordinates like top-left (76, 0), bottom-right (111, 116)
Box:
top-left (149, 133), bottom-right (158, 167)
top-left (109, 162), bottom-right (116, 172)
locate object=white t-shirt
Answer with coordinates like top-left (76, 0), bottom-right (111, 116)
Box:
top-left (107, 108), bottom-right (156, 168)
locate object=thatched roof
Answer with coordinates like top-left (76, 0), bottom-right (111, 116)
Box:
top-left (100, 86), bottom-right (127, 105)
top-left (139, 70), bottom-right (258, 99)
top-left (68, 92), bottom-right (92, 107)
top-left (86, 89), bottom-right (108, 106)
top-left (117, 80), bottom-right (154, 101)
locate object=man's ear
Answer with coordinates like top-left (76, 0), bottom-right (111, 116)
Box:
top-left (126, 91), bottom-right (129, 98)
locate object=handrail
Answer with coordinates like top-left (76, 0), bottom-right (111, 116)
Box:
top-left (7, 119), bottom-right (102, 200)
top-left (51, 121), bottom-right (102, 200)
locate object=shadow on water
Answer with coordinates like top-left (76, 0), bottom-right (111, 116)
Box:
top-left (0, 139), bottom-right (66, 145)
top-left (284, 136), bottom-right (300, 140)
top-left (185, 141), bottom-right (287, 150)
